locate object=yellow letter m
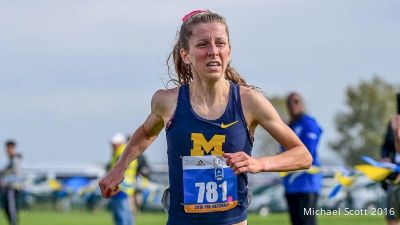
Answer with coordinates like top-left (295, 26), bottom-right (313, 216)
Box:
top-left (190, 133), bottom-right (225, 156)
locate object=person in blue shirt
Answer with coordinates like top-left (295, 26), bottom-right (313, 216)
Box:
top-left (282, 92), bottom-right (323, 225)
top-left (99, 10), bottom-right (312, 225)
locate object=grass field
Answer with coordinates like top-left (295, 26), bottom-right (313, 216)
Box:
top-left (0, 210), bottom-right (387, 225)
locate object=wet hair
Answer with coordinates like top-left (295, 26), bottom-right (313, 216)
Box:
top-left (167, 10), bottom-right (251, 88)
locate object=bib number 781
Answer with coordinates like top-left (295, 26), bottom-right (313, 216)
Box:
top-left (195, 181), bottom-right (227, 203)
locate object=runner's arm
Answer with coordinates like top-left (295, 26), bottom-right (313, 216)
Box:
top-left (224, 89), bottom-right (312, 174)
top-left (99, 89), bottom-right (171, 198)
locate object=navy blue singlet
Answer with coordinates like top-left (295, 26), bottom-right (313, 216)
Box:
top-left (166, 82), bottom-right (253, 225)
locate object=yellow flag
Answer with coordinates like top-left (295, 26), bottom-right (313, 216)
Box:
top-left (355, 164), bottom-right (391, 182)
top-left (335, 172), bottom-right (355, 187)
top-left (307, 166), bottom-right (321, 174)
top-left (48, 178), bottom-right (62, 190)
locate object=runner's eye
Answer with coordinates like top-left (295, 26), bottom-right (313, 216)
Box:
top-left (196, 42), bottom-right (207, 48)
top-left (216, 41), bottom-right (226, 47)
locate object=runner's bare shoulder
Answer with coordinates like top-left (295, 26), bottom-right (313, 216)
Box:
top-left (151, 87), bottom-right (179, 121)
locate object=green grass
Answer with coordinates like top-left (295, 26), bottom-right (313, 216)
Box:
top-left (0, 210), bottom-right (387, 225)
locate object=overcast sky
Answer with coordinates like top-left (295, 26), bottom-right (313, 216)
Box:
top-left (0, 0), bottom-right (399, 167)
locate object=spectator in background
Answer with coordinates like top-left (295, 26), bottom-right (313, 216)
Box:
top-left (108, 133), bottom-right (138, 225)
top-left (381, 111), bottom-right (400, 225)
top-left (126, 134), bottom-right (152, 179)
top-left (282, 92), bottom-right (323, 225)
top-left (134, 154), bottom-right (153, 211)
top-left (137, 155), bottom-right (151, 179)
top-left (126, 134), bottom-right (152, 213)
top-left (0, 139), bottom-right (23, 225)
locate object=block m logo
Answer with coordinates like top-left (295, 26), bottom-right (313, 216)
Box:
top-left (190, 133), bottom-right (225, 156)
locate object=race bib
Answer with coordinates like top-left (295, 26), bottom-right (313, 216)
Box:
top-left (182, 155), bottom-right (238, 213)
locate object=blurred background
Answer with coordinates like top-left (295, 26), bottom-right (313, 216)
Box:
top-left (0, 0), bottom-right (399, 224)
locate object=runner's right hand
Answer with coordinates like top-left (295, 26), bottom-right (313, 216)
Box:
top-left (98, 167), bottom-right (125, 198)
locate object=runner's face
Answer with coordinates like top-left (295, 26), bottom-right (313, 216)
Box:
top-left (181, 22), bottom-right (231, 82)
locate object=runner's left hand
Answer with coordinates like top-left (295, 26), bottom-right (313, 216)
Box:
top-left (223, 152), bottom-right (263, 175)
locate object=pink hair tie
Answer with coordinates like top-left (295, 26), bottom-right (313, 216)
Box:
top-left (182, 10), bottom-right (207, 23)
